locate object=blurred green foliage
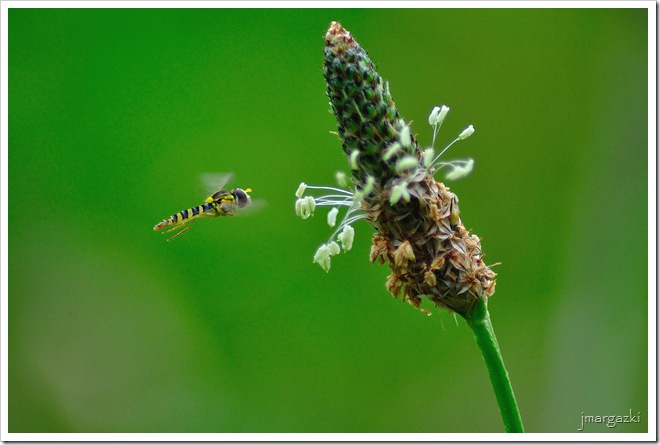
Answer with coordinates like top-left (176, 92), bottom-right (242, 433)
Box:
top-left (8, 8), bottom-right (648, 433)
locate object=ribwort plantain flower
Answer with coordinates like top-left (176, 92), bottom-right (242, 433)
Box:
top-left (294, 23), bottom-right (523, 432)
top-left (295, 21), bottom-right (496, 320)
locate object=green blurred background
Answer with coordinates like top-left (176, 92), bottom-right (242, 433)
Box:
top-left (8, 8), bottom-right (649, 433)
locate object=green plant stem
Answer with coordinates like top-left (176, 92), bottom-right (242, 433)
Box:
top-left (465, 299), bottom-right (524, 433)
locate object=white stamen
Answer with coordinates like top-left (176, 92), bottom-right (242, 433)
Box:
top-left (400, 125), bottom-right (412, 148)
top-left (335, 171), bottom-right (348, 188)
top-left (327, 207), bottom-right (339, 227)
top-left (313, 244), bottom-right (333, 272)
top-left (383, 142), bottom-right (401, 161)
top-left (445, 159), bottom-right (475, 181)
top-left (431, 105), bottom-right (450, 148)
top-left (390, 182), bottom-right (411, 205)
top-left (361, 175), bottom-right (375, 197)
top-left (395, 156), bottom-right (418, 173)
top-left (458, 125), bottom-right (475, 140)
top-left (338, 225), bottom-right (355, 252)
top-left (328, 241), bottom-right (341, 256)
top-left (428, 106), bottom-right (441, 126)
top-left (305, 185), bottom-right (353, 196)
top-left (295, 196), bottom-right (316, 219)
top-left (423, 148), bottom-right (435, 168)
top-left (295, 182), bottom-right (307, 198)
top-left (431, 138), bottom-right (460, 166)
top-left (349, 150), bottom-right (360, 170)
top-left (436, 105), bottom-right (449, 127)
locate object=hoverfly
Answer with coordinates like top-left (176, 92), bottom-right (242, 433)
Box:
top-left (153, 173), bottom-right (252, 241)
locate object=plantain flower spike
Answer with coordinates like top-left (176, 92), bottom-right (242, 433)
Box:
top-left (299, 22), bottom-right (496, 318)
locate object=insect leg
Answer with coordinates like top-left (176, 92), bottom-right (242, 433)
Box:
top-left (162, 220), bottom-right (188, 234)
top-left (167, 219), bottom-right (196, 242)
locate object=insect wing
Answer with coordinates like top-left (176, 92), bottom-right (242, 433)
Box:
top-left (234, 197), bottom-right (266, 217)
top-left (200, 172), bottom-right (234, 196)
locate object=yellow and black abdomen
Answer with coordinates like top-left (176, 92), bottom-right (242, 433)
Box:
top-left (153, 202), bottom-right (216, 231)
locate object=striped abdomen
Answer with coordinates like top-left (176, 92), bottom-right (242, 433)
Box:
top-left (153, 202), bottom-right (216, 231)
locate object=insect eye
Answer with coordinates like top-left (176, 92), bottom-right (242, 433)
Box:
top-left (234, 188), bottom-right (249, 207)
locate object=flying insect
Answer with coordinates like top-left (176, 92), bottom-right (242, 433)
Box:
top-left (153, 174), bottom-right (252, 241)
